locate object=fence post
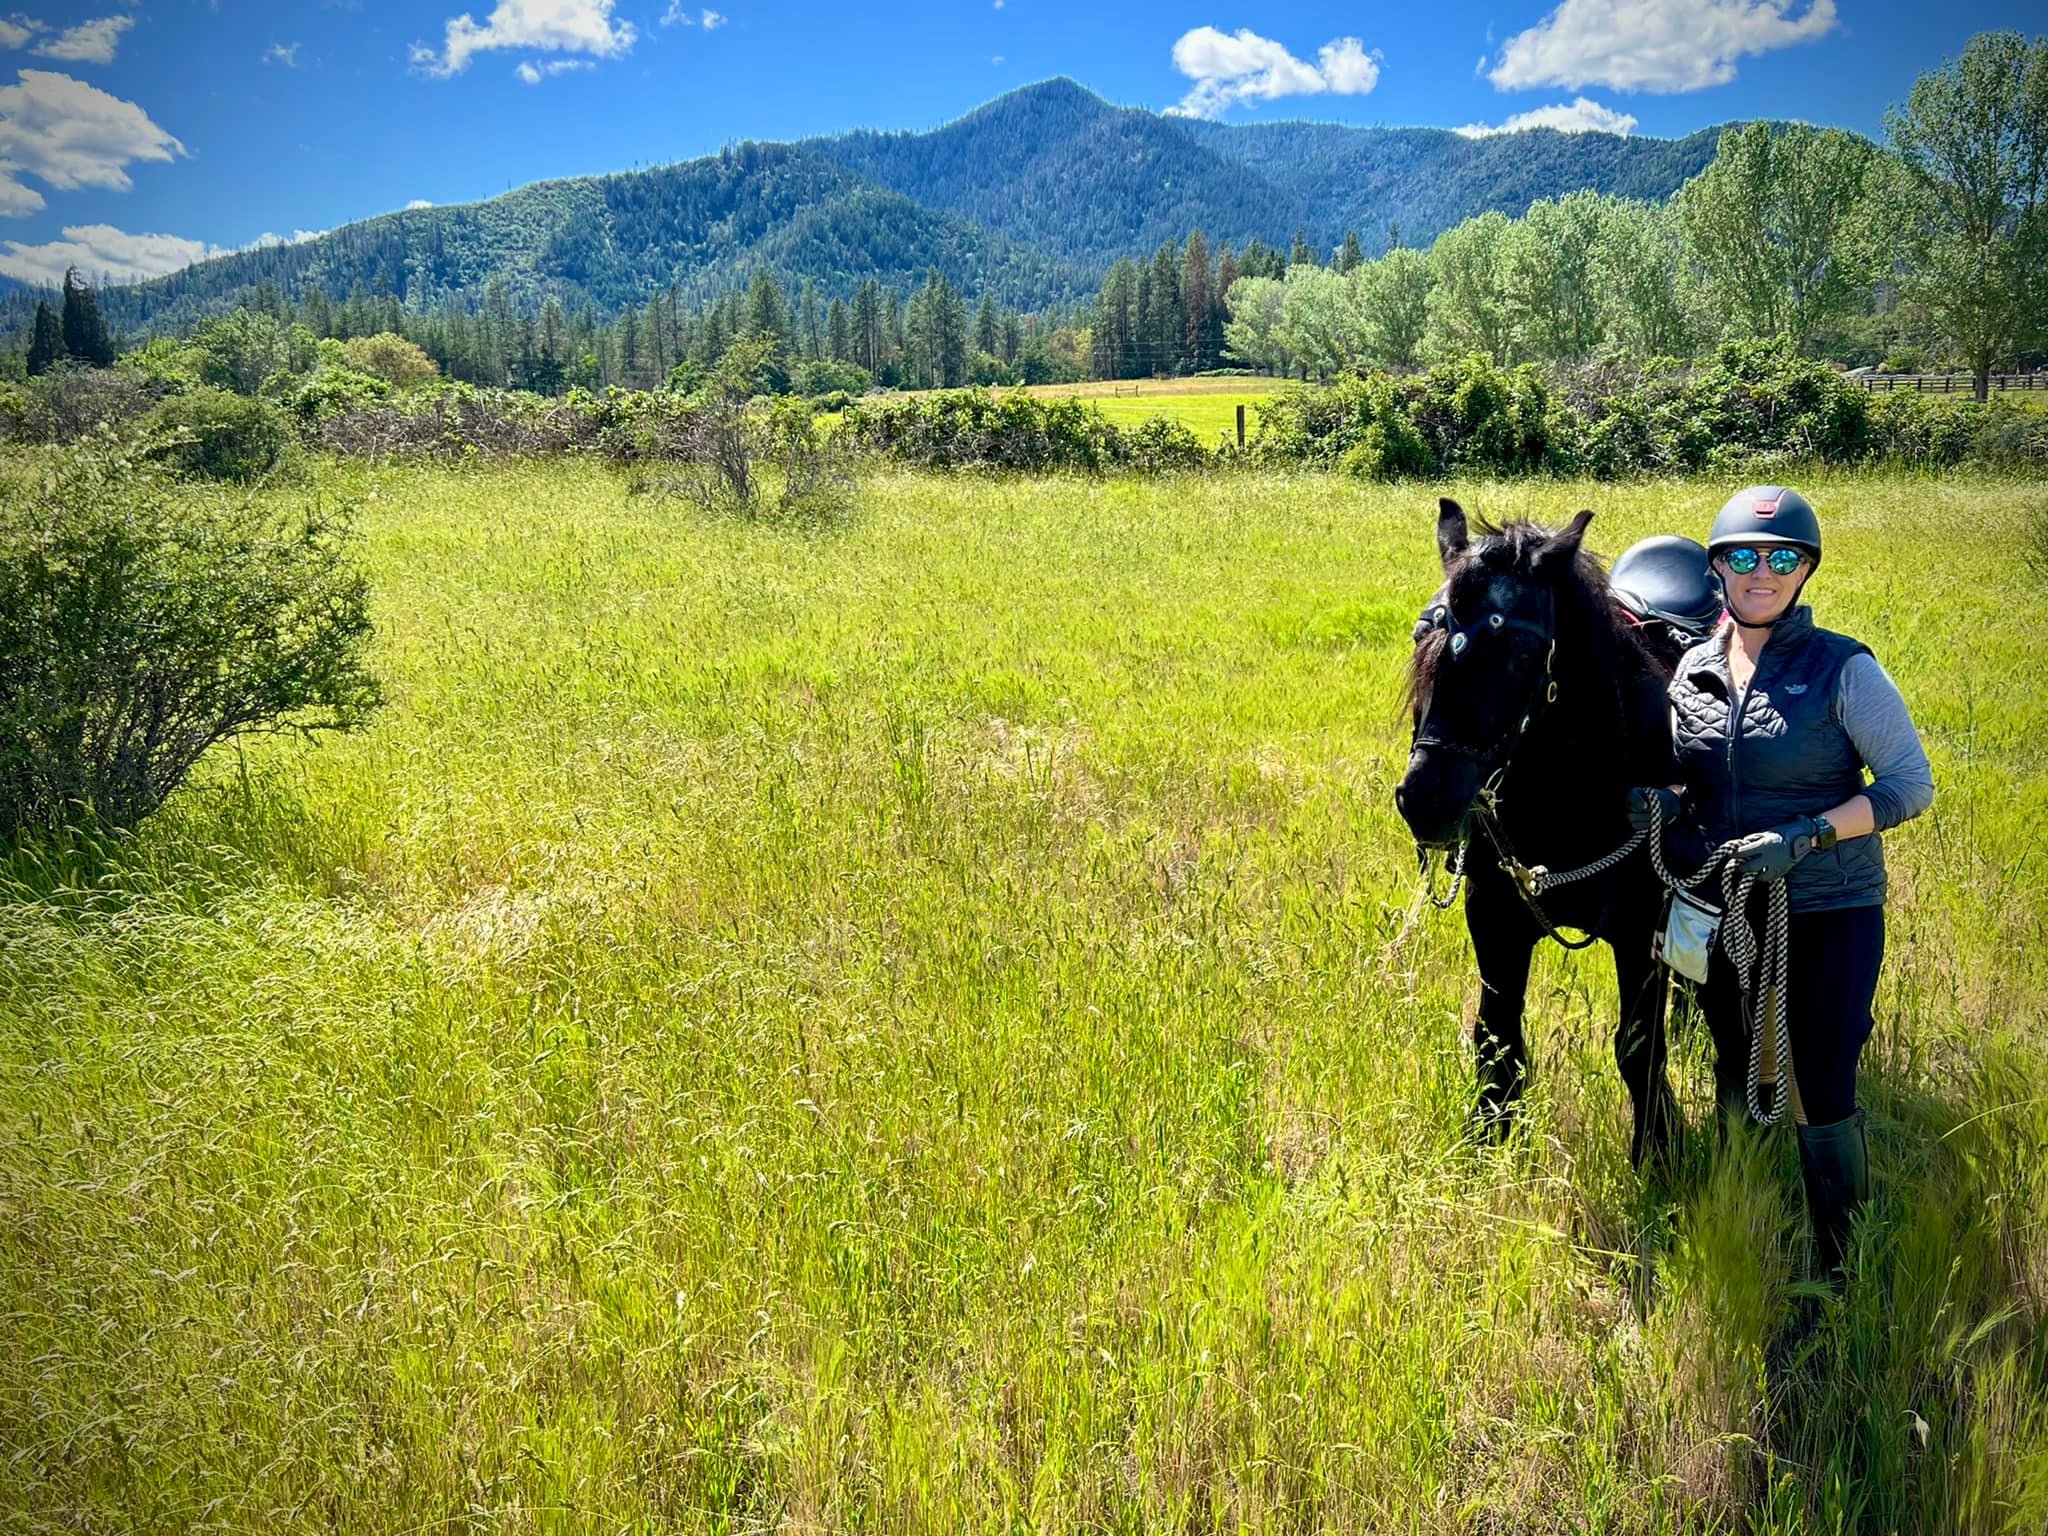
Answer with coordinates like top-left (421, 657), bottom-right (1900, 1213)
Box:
top-left (1236, 403), bottom-right (1246, 449)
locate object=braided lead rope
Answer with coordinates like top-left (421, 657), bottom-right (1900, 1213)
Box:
top-left (1640, 800), bottom-right (1795, 1126)
top-left (1523, 824), bottom-right (1647, 895)
top-left (1423, 841), bottom-right (1467, 910)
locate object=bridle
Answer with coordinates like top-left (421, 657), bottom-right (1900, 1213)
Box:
top-left (1411, 584), bottom-right (1560, 793)
top-left (1410, 585), bottom-right (1620, 948)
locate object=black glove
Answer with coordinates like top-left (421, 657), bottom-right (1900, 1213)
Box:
top-left (1728, 818), bottom-right (1823, 883)
top-left (1626, 786), bottom-right (1682, 833)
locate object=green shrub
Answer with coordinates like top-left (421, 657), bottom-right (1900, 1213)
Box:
top-left (287, 365), bottom-right (393, 424)
top-left (6, 364), bottom-right (155, 445)
top-left (1410, 355), bottom-right (1552, 474)
top-left (341, 332), bottom-right (439, 387)
top-left (117, 338), bottom-right (206, 395)
top-left (147, 388), bottom-right (297, 482)
top-left (0, 439), bottom-right (380, 840)
top-left (792, 359), bottom-right (873, 398)
top-left (1121, 415), bottom-right (1210, 474)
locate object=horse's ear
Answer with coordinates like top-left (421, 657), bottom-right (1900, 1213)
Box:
top-left (1534, 510), bottom-right (1594, 578)
top-left (1436, 498), bottom-right (1469, 570)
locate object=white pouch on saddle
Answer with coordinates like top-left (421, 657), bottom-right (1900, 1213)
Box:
top-left (1661, 889), bottom-right (1721, 984)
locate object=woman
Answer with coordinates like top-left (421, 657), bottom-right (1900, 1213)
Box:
top-left (1629, 486), bottom-right (1934, 1279)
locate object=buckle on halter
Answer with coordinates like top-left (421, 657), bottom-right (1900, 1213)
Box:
top-left (1510, 861), bottom-right (1548, 896)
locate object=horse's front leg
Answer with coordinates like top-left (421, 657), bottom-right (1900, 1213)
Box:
top-left (1611, 916), bottom-right (1678, 1172)
top-left (1467, 883), bottom-right (1536, 1140)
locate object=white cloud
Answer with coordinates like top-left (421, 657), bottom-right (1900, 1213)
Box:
top-left (1455, 96), bottom-right (1638, 137)
top-left (406, 197), bottom-right (434, 209)
top-left (515, 57), bottom-right (593, 83)
top-left (0, 20), bottom-right (40, 50)
top-left (1489, 0), bottom-right (1836, 94)
top-left (1164, 27), bottom-right (1381, 120)
top-left (246, 228), bottom-right (326, 249)
top-left (700, 8), bottom-right (723, 27)
top-left (415, 0), bottom-right (635, 77)
top-left (0, 69), bottom-right (184, 216)
top-left (0, 222), bottom-right (225, 286)
top-left (263, 43), bottom-right (300, 67)
top-left (661, 3), bottom-right (723, 26)
top-left (32, 16), bottom-right (134, 66)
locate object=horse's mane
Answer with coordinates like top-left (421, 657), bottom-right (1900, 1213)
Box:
top-left (1407, 515), bottom-right (1652, 718)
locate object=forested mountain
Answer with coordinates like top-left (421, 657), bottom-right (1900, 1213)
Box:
top-left (811, 79), bottom-right (1729, 268)
top-left (9, 80), bottom-right (1737, 340)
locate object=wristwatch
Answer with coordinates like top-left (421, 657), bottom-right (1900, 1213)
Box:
top-left (1810, 814), bottom-right (1839, 852)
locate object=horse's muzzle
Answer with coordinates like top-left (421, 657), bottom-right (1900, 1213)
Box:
top-left (1396, 747), bottom-right (1482, 848)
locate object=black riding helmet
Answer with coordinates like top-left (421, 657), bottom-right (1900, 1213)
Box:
top-left (1707, 485), bottom-right (1822, 569)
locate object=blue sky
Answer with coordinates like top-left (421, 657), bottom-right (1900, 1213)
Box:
top-left (0, 1), bottom-right (2038, 287)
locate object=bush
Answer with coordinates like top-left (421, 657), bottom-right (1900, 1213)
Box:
top-left (147, 388), bottom-right (297, 482)
top-left (341, 332), bottom-right (440, 387)
top-left (1121, 415), bottom-right (1210, 474)
top-left (286, 365), bottom-right (393, 424)
top-left (641, 340), bottom-right (856, 519)
top-left (792, 359), bottom-right (873, 398)
top-left (4, 364), bottom-right (155, 445)
top-left (839, 389), bottom-right (1133, 472)
top-left (316, 384), bottom-right (600, 461)
top-left (117, 338), bottom-right (206, 395)
top-left (0, 439), bottom-right (380, 841)
top-left (189, 310), bottom-right (293, 396)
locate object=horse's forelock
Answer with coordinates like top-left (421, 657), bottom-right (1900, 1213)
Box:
top-left (1406, 515), bottom-right (1634, 718)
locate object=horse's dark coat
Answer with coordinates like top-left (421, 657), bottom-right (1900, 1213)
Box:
top-left (1397, 499), bottom-right (1679, 1166)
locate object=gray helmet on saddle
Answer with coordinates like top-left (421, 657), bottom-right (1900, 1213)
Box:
top-left (1707, 485), bottom-right (1822, 569)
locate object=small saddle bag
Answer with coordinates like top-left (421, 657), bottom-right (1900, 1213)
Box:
top-left (1661, 889), bottom-right (1721, 984)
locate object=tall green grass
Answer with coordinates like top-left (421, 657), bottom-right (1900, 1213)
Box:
top-left (2, 462), bottom-right (2043, 1532)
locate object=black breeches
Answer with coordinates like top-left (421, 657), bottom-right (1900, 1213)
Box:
top-left (1697, 903), bottom-right (1886, 1125)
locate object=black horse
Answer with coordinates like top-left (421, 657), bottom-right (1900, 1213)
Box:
top-left (1395, 499), bottom-right (1682, 1169)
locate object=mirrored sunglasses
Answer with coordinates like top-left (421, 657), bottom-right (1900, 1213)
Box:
top-left (1723, 546), bottom-right (1805, 577)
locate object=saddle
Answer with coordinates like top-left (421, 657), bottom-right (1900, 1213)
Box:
top-left (1411, 535), bottom-right (1722, 672)
top-left (1609, 535), bottom-right (1722, 668)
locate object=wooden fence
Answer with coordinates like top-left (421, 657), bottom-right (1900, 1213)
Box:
top-left (1854, 372), bottom-right (2046, 394)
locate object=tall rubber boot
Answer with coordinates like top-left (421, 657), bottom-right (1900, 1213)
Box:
top-left (1796, 1110), bottom-right (1869, 1280)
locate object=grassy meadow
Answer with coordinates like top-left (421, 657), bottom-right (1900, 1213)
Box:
top-left (2, 461), bottom-right (2045, 1533)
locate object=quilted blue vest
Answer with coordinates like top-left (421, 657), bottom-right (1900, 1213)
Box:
top-left (1669, 605), bottom-right (1886, 912)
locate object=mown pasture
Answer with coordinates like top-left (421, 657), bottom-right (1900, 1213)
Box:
top-left (2, 463), bottom-right (2044, 1533)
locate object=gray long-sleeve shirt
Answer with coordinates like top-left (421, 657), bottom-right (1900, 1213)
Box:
top-left (1835, 652), bottom-right (1935, 832)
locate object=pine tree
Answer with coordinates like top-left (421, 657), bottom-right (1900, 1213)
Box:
top-left (744, 270), bottom-right (790, 345)
top-left (1339, 230), bottom-right (1364, 273)
top-left (59, 268), bottom-right (115, 367)
top-left (618, 304), bottom-right (641, 387)
top-left (974, 293), bottom-right (999, 358)
top-left (827, 296), bottom-right (850, 363)
top-left (1289, 228), bottom-right (1313, 268)
top-left (1147, 242), bottom-right (1182, 374)
top-left (797, 277), bottom-right (822, 362)
top-left (1182, 231), bottom-right (1212, 373)
top-left (26, 299), bottom-right (63, 376)
top-left (851, 280), bottom-right (881, 374)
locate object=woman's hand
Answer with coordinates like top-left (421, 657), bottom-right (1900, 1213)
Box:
top-left (1728, 817), bottom-right (1825, 882)
top-left (1626, 786), bottom-right (1682, 833)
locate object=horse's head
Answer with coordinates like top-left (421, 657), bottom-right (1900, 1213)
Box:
top-left (1396, 498), bottom-right (1594, 848)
